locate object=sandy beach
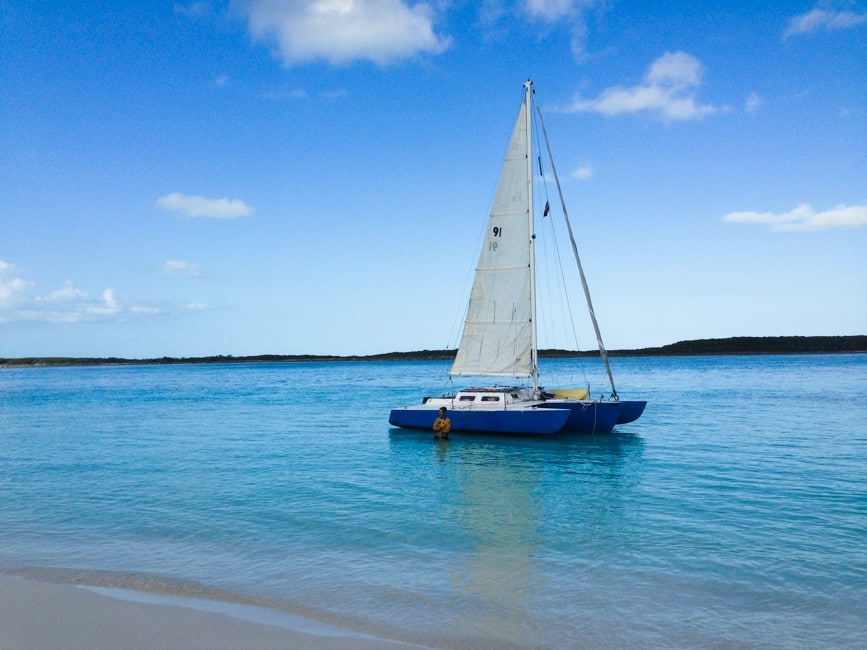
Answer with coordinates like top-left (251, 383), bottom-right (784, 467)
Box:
top-left (0, 575), bottom-right (419, 650)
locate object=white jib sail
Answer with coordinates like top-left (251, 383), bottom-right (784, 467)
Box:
top-left (451, 98), bottom-right (534, 378)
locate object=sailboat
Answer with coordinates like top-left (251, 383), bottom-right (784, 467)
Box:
top-left (389, 80), bottom-right (646, 435)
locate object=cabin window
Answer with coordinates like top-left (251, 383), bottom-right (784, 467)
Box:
top-left (511, 393), bottom-right (519, 399)
top-left (481, 396), bottom-right (500, 402)
top-left (459, 396), bottom-right (475, 401)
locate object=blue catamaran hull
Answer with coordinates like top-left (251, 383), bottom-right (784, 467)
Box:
top-left (389, 406), bottom-right (571, 435)
top-left (615, 400), bottom-right (647, 424)
top-left (537, 400), bottom-right (622, 433)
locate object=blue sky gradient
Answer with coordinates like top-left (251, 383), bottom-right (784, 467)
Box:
top-left (2, 1), bottom-right (865, 358)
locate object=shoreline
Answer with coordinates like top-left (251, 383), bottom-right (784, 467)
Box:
top-left (2, 335), bottom-right (866, 368)
top-left (0, 573), bottom-right (421, 650)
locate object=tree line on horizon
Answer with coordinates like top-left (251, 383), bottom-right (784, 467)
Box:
top-left (1, 335), bottom-right (865, 368)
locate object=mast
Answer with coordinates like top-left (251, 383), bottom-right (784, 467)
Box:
top-left (525, 80), bottom-right (539, 395)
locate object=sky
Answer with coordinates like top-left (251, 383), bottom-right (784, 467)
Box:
top-left (1, 0), bottom-right (865, 359)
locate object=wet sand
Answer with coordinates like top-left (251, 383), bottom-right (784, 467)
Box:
top-left (0, 575), bottom-right (419, 650)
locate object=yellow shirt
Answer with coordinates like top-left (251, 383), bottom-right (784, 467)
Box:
top-left (433, 416), bottom-right (451, 436)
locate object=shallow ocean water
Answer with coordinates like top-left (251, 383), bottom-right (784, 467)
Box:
top-left (1, 354), bottom-right (865, 648)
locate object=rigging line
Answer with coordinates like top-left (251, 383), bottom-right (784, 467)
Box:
top-left (531, 110), bottom-right (589, 390)
top-left (532, 107), bottom-right (554, 349)
top-left (532, 103), bottom-right (582, 355)
top-left (540, 196), bottom-right (573, 350)
top-left (542, 229), bottom-right (591, 390)
top-left (535, 102), bottom-right (618, 399)
top-left (531, 105), bottom-right (556, 348)
top-left (543, 190), bottom-right (581, 352)
top-left (530, 100), bottom-right (552, 210)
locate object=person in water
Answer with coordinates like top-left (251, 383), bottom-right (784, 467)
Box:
top-left (433, 407), bottom-right (451, 439)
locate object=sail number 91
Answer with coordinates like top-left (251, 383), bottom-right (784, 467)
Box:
top-left (489, 226), bottom-right (503, 251)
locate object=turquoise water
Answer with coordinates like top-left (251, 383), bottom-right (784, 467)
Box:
top-left (1, 355), bottom-right (865, 648)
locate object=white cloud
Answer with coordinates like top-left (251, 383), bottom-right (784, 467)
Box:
top-left (723, 202), bottom-right (867, 232)
top-left (646, 50), bottom-right (702, 87)
top-left (784, 5), bottom-right (867, 39)
top-left (261, 87), bottom-right (310, 101)
top-left (525, 0), bottom-right (581, 21)
top-left (572, 164), bottom-right (593, 180)
top-left (0, 266), bottom-right (197, 325)
top-left (0, 260), bottom-right (33, 308)
top-left (85, 288), bottom-right (122, 317)
top-left (322, 88), bottom-right (349, 100)
top-left (518, 0), bottom-right (599, 59)
top-left (130, 306), bottom-right (163, 316)
top-left (7, 281), bottom-right (121, 323)
top-left (163, 260), bottom-right (202, 276)
top-left (156, 192), bottom-right (254, 218)
top-left (565, 52), bottom-right (720, 122)
top-left (241, 0), bottom-right (450, 67)
top-left (174, 2), bottom-right (211, 18)
top-left (40, 280), bottom-right (88, 303)
top-left (31, 282), bottom-right (122, 321)
top-left (745, 91), bottom-right (764, 114)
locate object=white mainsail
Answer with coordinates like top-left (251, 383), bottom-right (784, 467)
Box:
top-left (450, 91), bottom-right (536, 380)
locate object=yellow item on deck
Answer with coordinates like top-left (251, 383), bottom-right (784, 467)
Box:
top-left (550, 388), bottom-right (589, 400)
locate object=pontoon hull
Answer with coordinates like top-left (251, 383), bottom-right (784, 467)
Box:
top-left (537, 400), bottom-right (622, 433)
top-left (389, 406), bottom-right (570, 435)
top-left (615, 400), bottom-right (647, 424)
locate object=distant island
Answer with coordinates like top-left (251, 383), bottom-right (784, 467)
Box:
top-left (1, 335), bottom-right (865, 368)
